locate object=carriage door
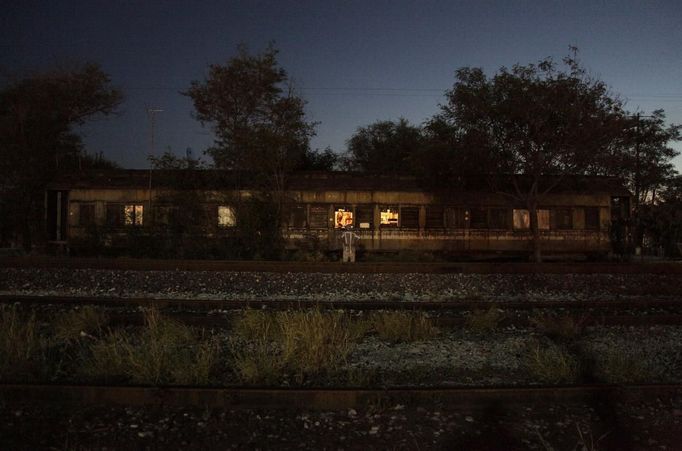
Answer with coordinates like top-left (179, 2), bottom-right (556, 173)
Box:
top-left (46, 190), bottom-right (69, 242)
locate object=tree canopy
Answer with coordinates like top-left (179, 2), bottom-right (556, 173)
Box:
top-left (0, 63), bottom-right (122, 248)
top-left (185, 44), bottom-right (318, 187)
top-left (342, 118), bottom-right (422, 173)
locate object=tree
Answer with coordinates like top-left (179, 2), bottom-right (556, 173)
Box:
top-left (185, 44), bottom-right (316, 189)
top-left (342, 118), bottom-right (423, 173)
top-left (0, 63), bottom-right (122, 249)
top-left (608, 111), bottom-right (680, 247)
top-left (185, 45), bottom-right (318, 259)
top-left (435, 52), bottom-right (627, 261)
top-left (639, 175), bottom-right (682, 256)
top-left (299, 147), bottom-right (338, 171)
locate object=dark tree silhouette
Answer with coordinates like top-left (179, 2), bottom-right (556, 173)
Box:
top-left (0, 63), bottom-right (122, 249)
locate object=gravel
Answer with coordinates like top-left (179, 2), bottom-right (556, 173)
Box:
top-left (2, 268), bottom-right (681, 301)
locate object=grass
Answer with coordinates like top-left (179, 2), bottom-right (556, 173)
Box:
top-left (530, 312), bottom-right (585, 341)
top-left (231, 309), bottom-right (369, 384)
top-left (591, 348), bottom-right (653, 384)
top-left (526, 342), bottom-right (580, 384)
top-left (83, 309), bottom-right (219, 385)
top-left (53, 306), bottom-right (109, 342)
top-left (465, 306), bottom-right (504, 333)
top-left (371, 311), bottom-right (439, 343)
top-left (0, 306), bottom-right (52, 382)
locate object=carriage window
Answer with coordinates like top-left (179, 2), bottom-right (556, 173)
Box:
top-left (218, 206), bottom-right (236, 227)
top-left (124, 205), bottom-right (144, 226)
top-left (334, 207), bottom-right (353, 228)
top-left (289, 205), bottom-right (307, 228)
top-left (554, 208), bottom-right (572, 230)
top-left (585, 207), bottom-right (600, 230)
top-left (400, 207), bottom-right (419, 228)
top-left (513, 209), bottom-right (530, 230)
top-left (513, 209), bottom-right (550, 230)
top-left (155, 206), bottom-right (174, 226)
top-left (445, 207), bottom-right (466, 228)
top-left (78, 204), bottom-right (95, 226)
top-left (309, 205), bottom-right (328, 229)
top-left (380, 206), bottom-right (399, 227)
top-left (538, 209), bottom-right (550, 230)
top-left (425, 206), bottom-right (444, 228)
top-left (356, 206), bottom-right (373, 229)
top-left (469, 208), bottom-right (488, 229)
top-left (489, 208), bottom-right (509, 229)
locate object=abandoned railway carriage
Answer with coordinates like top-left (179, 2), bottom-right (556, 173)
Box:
top-left (46, 170), bottom-right (630, 258)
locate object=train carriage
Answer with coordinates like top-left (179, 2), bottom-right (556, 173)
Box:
top-left (46, 170), bottom-right (631, 259)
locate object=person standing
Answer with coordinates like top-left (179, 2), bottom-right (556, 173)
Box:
top-left (341, 226), bottom-right (360, 263)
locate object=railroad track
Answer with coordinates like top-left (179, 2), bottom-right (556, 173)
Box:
top-left (4, 294), bottom-right (682, 327)
top-left (2, 294), bottom-right (681, 311)
top-left (3, 256), bottom-right (682, 273)
top-left (0, 383), bottom-right (679, 410)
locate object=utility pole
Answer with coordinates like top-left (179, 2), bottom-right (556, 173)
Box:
top-left (147, 107), bottom-right (163, 225)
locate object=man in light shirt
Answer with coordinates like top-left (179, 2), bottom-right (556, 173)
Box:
top-left (340, 226), bottom-right (360, 263)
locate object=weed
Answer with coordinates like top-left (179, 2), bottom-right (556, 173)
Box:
top-left (83, 309), bottom-right (219, 385)
top-left (232, 310), bottom-right (277, 341)
top-left (0, 306), bottom-right (51, 381)
top-left (465, 307), bottom-right (504, 333)
top-left (530, 312), bottom-right (585, 341)
top-left (230, 337), bottom-right (284, 385)
top-left (53, 306), bottom-right (109, 342)
top-left (526, 342), bottom-right (580, 384)
top-left (591, 348), bottom-right (652, 384)
top-left (278, 310), bottom-right (365, 381)
top-left (371, 311), bottom-right (439, 343)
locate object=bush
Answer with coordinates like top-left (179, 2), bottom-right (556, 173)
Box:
top-left (526, 342), bottom-right (580, 384)
top-left (371, 311), bottom-right (439, 343)
top-left (465, 307), bottom-right (504, 333)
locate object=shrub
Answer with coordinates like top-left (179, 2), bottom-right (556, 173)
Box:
top-left (530, 312), bottom-right (585, 341)
top-left (371, 311), bottom-right (439, 343)
top-left (465, 307), bottom-right (504, 333)
top-left (526, 342), bottom-right (580, 384)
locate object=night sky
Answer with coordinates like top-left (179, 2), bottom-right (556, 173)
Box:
top-left (3, 0), bottom-right (681, 170)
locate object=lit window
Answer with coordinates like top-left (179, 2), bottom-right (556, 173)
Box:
top-left (513, 209), bottom-right (549, 230)
top-left (513, 209), bottom-right (530, 230)
top-left (380, 207), bottom-right (399, 227)
top-left (124, 205), bottom-right (144, 226)
top-left (218, 206), bottom-right (236, 227)
top-left (334, 208), bottom-right (353, 228)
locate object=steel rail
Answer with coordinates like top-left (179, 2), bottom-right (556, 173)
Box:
top-left (0, 383), bottom-right (679, 410)
top-left (1, 294), bottom-right (681, 311)
top-left (2, 256), bottom-right (682, 273)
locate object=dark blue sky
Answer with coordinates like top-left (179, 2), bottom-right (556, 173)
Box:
top-left (3, 0), bottom-right (681, 170)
